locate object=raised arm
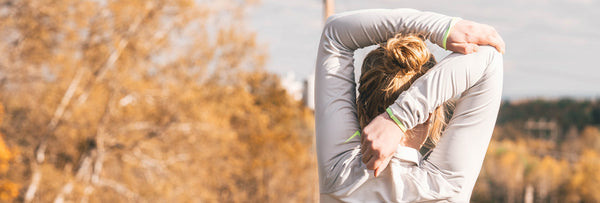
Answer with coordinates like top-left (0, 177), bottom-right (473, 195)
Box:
top-left (318, 8), bottom-right (456, 54)
top-left (329, 46), bottom-right (503, 203)
top-left (359, 16), bottom-right (505, 178)
top-left (315, 9), bottom-right (457, 191)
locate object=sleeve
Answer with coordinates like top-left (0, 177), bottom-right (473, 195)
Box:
top-left (323, 46), bottom-right (503, 202)
top-left (314, 8), bottom-right (456, 192)
top-left (387, 47), bottom-right (497, 129)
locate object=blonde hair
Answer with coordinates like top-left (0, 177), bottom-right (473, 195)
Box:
top-left (357, 34), bottom-right (448, 149)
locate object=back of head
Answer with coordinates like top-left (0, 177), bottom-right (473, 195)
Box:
top-left (357, 34), bottom-right (446, 149)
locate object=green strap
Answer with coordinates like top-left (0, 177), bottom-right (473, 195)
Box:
top-left (344, 130), bottom-right (361, 143)
top-left (386, 107), bottom-right (407, 132)
top-left (344, 108), bottom-right (407, 143)
top-left (442, 18), bottom-right (459, 50)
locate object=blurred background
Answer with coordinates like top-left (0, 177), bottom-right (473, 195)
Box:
top-left (0, 0), bottom-right (599, 202)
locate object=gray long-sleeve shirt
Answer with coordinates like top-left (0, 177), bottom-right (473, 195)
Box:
top-left (316, 8), bottom-right (503, 202)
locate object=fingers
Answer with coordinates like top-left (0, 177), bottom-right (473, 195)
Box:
top-left (360, 130), bottom-right (366, 147)
top-left (465, 44), bottom-right (479, 54)
top-left (364, 153), bottom-right (377, 169)
top-left (361, 140), bottom-right (385, 170)
top-left (360, 130), bottom-right (369, 155)
top-left (488, 34), bottom-right (506, 54)
top-left (447, 19), bottom-right (506, 54)
top-left (361, 143), bottom-right (373, 164)
top-left (477, 27), bottom-right (505, 54)
top-left (447, 42), bottom-right (479, 55)
top-left (359, 112), bottom-right (405, 175)
top-left (364, 150), bottom-right (385, 171)
top-left (374, 157), bottom-right (391, 177)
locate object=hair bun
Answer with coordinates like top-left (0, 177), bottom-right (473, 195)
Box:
top-left (382, 34), bottom-right (431, 75)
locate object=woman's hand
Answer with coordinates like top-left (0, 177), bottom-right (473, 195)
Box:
top-left (361, 18), bottom-right (505, 178)
top-left (446, 20), bottom-right (506, 54)
top-left (361, 112), bottom-right (404, 177)
top-left (361, 113), bottom-right (430, 177)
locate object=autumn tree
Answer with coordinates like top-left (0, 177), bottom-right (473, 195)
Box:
top-left (0, 0), bottom-right (316, 202)
top-left (0, 103), bottom-right (19, 201)
top-left (480, 140), bottom-right (529, 203)
top-left (567, 149), bottom-right (600, 202)
top-left (474, 122), bottom-right (600, 203)
top-left (527, 156), bottom-right (569, 202)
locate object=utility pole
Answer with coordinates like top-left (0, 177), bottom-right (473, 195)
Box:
top-left (324, 0), bottom-right (334, 22)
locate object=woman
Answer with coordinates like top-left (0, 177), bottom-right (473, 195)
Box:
top-left (315, 8), bottom-right (505, 202)
top-left (356, 33), bottom-right (448, 155)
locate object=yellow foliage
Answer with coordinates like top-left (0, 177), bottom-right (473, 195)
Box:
top-left (0, 137), bottom-right (10, 173)
top-left (475, 125), bottom-right (600, 202)
top-left (0, 0), bottom-right (316, 202)
top-left (568, 149), bottom-right (600, 202)
top-left (0, 180), bottom-right (19, 201)
top-left (528, 156), bottom-right (569, 199)
top-left (0, 103), bottom-right (19, 201)
top-left (580, 126), bottom-right (600, 151)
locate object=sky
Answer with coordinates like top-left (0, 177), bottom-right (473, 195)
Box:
top-left (248, 0), bottom-right (600, 100)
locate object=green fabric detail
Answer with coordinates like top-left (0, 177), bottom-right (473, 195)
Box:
top-left (442, 18), bottom-right (458, 50)
top-left (344, 107), bottom-right (406, 143)
top-left (386, 107), bottom-right (407, 132)
top-left (344, 130), bottom-right (361, 143)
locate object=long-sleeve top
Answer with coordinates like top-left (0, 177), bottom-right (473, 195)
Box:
top-left (315, 8), bottom-right (503, 202)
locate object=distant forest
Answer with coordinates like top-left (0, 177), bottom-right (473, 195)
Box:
top-left (496, 98), bottom-right (600, 141)
top-left (473, 98), bottom-right (600, 203)
top-left (499, 98), bottom-right (600, 129)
